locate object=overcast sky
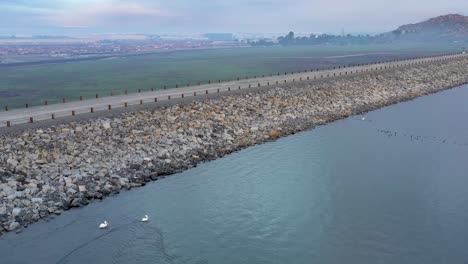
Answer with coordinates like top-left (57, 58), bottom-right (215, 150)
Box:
top-left (1, 0), bottom-right (467, 35)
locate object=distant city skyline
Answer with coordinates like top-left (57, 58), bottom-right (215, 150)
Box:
top-left (1, 0), bottom-right (467, 35)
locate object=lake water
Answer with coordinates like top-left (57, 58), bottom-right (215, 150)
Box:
top-left (1, 85), bottom-right (468, 264)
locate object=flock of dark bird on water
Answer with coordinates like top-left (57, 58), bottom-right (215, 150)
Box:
top-left (359, 117), bottom-right (468, 148)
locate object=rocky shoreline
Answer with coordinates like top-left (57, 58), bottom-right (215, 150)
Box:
top-left (1, 57), bottom-right (467, 234)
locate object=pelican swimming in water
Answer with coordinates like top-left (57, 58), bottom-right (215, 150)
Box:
top-left (141, 215), bottom-right (149, 222)
top-left (99, 220), bottom-right (109, 229)
top-left (361, 117), bottom-right (366, 121)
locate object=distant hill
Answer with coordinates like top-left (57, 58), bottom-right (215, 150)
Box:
top-left (392, 14), bottom-right (468, 42)
top-left (270, 14), bottom-right (468, 47)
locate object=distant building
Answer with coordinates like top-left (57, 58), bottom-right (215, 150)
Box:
top-left (203, 33), bottom-right (234, 41)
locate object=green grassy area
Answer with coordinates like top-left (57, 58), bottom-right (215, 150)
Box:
top-left (0, 44), bottom-right (460, 109)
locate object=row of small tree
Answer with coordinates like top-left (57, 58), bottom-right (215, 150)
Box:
top-left (276, 31), bottom-right (394, 46)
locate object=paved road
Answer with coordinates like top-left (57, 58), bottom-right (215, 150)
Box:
top-left (0, 53), bottom-right (466, 127)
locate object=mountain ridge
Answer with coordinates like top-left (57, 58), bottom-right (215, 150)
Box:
top-left (393, 14), bottom-right (468, 40)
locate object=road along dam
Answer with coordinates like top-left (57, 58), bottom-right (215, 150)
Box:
top-left (0, 53), bottom-right (466, 128)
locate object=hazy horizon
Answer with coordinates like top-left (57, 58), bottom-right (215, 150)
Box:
top-left (1, 0), bottom-right (467, 35)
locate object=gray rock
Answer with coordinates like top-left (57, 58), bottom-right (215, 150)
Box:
top-left (102, 122), bottom-right (111, 130)
top-left (62, 169), bottom-right (72, 176)
top-left (7, 180), bottom-right (17, 188)
top-left (49, 173), bottom-right (59, 180)
top-left (66, 188), bottom-right (77, 195)
top-left (70, 198), bottom-right (82, 207)
top-left (28, 153), bottom-right (39, 160)
top-left (7, 158), bottom-right (19, 168)
top-left (12, 208), bottom-right (22, 217)
top-left (31, 198), bottom-right (43, 203)
top-left (8, 222), bottom-right (20, 231)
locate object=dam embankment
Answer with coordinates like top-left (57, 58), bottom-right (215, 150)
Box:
top-left (0, 56), bottom-right (467, 234)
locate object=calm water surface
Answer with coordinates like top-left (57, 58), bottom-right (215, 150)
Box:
top-left (2, 85), bottom-right (468, 264)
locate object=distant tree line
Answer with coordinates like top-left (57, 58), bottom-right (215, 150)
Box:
top-left (251, 31), bottom-right (401, 46)
top-left (253, 29), bottom-right (468, 46)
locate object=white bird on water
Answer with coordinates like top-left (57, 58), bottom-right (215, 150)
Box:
top-left (141, 215), bottom-right (150, 222)
top-left (361, 117), bottom-right (366, 121)
top-left (99, 220), bottom-right (109, 229)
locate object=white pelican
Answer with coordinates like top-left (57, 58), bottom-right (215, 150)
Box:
top-left (141, 215), bottom-right (149, 222)
top-left (99, 220), bottom-right (109, 229)
top-left (361, 117), bottom-right (366, 121)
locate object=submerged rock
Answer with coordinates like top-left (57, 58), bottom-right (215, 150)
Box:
top-left (8, 222), bottom-right (20, 231)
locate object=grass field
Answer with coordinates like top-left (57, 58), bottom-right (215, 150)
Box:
top-left (0, 44), bottom-right (461, 110)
